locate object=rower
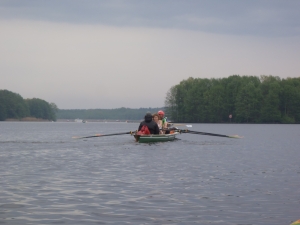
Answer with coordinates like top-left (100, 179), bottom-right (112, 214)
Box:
top-left (158, 110), bottom-right (169, 134)
top-left (137, 113), bottom-right (160, 135)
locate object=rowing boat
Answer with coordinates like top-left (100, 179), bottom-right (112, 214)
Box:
top-left (134, 132), bottom-right (179, 143)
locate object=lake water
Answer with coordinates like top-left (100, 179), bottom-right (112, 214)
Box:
top-left (0, 122), bottom-right (299, 225)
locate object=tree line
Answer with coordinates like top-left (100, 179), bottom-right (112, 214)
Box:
top-left (0, 90), bottom-right (57, 121)
top-left (56, 107), bottom-right (162, 120)
top-left (165, 75), bottom-right (300, 123)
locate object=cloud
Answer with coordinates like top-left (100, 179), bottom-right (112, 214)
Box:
top-left (0, 0), bottom-right (300, 37)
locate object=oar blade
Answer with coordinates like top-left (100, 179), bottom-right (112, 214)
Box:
top-left (228, 135), bottom-right (244, 139)
top-left (72, 134), bottom-right (102, 139)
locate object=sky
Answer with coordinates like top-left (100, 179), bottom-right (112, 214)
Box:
top-left (0, 0), bottom-right (300, 109)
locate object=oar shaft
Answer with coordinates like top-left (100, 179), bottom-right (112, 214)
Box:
top-left (96, 132), bottom-right (132, 137)
top-left (174, 129), bottom-right (241, 138)
top-left (187, 131), bottom-right (229, 138)
top-left (73, 131), bottom-right (134, 139)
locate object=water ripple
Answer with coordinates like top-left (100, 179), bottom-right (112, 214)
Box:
top-left (0, 123), bottom-right (299, 224)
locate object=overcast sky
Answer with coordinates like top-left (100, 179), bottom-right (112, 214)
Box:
top-left (1, 0), bottom-right (299, 109)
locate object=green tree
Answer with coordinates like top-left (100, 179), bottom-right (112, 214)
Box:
top-left (26, 98), bottom-right (56, 121)
top-left (0, 89), bottom-right (29, 120)
top-left (235, 82), bottom-right (262, 123)
top-left (165, 85), bottom-right (179, 122)
top-left (260, 82), bottom-right (281, 123)
top-left (280, 78), bottom-right (300, 123)
top-left (56, 107), bottom-right (163, 120)
top-left (0, 103), bottom-right (6, 121)
top-left (50, 102), bottom-right (59, 112)
top-left (162, 75), bottom-right (299, 124)
top-left (203, 83), bottom-right (225, 123)
top-left (221, 75), bottom-right (243, 122)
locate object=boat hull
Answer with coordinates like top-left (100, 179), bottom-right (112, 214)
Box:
top-left (134, 132), bottom-right (179, 143)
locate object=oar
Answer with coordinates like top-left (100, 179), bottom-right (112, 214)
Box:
top-left (72, 131), bottom-right (135, 139)
top-left (180, 129), bottom-right (243, 138)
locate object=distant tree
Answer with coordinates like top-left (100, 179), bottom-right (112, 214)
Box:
top-left (0, 103), bottom-right (6, 121)
top-left (221, 75), bottom-right (243, 121)
top-left (193, 79), bottom-right (210, 122)
top-left (203, 83), bottom-right (225, 123)
top-left (235, 82), bottom-right (262, 123)
top-left (0, 89), bottom-right (29, 120)
top-left (165, 86), bottom-right (178, 121)
top-left (163, 75), bottom-right (300, 124)
top-left (56, 107), bottom-right (162, 120)
top-left (280, 77), bottom-right (300, 123)
top-left (26, 98), bottom-right (56, 121)
top-left (260, 78), bottom-right (281, 123)
top-left (50, 102), bottom-right (59, 112)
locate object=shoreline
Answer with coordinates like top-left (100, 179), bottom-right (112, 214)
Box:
top-left (5, 117), bottom-right (51, 122)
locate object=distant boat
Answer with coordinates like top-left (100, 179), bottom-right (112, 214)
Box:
top-left (82, 120), bottom-right (87, 123)
top-left (75, 119), bottom-right (83, 123)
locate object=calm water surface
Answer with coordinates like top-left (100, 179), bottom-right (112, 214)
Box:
top-left (0, 122), bottom-right (299, 225)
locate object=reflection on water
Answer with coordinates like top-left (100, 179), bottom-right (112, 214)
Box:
top-left (0, 122), bottom-right (300, 225)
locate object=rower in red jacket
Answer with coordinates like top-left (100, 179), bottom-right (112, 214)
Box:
top-left (137, 113), bottom-right (160, 135)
